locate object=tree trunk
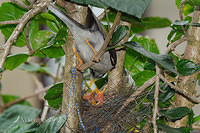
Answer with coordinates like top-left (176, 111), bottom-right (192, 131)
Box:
top-left (107, 21), bottom-right (131, 94)
top-left (174, 6), bottom-right (200, 128)
top-left (61, 4), bottom-right (87, 133)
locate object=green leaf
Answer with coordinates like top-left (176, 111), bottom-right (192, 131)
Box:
top-left (46, 20), bottom-right (59, 33)
top-left (4, 53), bottom-right (29, 70)
top-left (123, 41), bottom-right (177, 74)
top-left (188, 110), bottom-right (194, 129)
top-left (131, 17), bottom-right (171, 33)
top-left (30, 30), bottom-right (52, 50)
top-left (159, 107), bottom-right (191, 120)
top-left (70, 0), bottom-right (107, 8)
top-left (47, 97), bottom-right (62, 109)
top-left (157, 123), bottom-right (187, 133)
top-left (101, 0), bottom-right (151, 18)
top-left (29, 19), bottom-right (39, 43)
top-left (45, 83), bottom-right (63, 100)
top-left (0, 105), bottom-right (40, 132)
top-left (71, 0), bottom-right (151, 18)
top-left (95, 74), bottom-right (108, 89)
top-left (44, 83), bottom-right (63, 109)
top-left (36, 114), bottom-right (66, 133)
top-left (133, 70), bottom-right (156, 86)
top-left (1, 94), bottom-right (31, 106)
top-left (0, 2), bottom-right (27, 22)
top-left (183, 2), bottom-right (194, 16)
top-left (0, 2), bottom-right (28, 47)
top-left (173, 20), bottom-right (189, 26)
top-left (19, 63), bottom-right (52, 74)
top-left (189, 0), bottom-right (200, 6)
top-left (159, 83), bottom-right (175, 103)
top-left (124, 48), bottom-right (145, 76)
top-left (175, 0), bottom-right (182, 9)
top-left (124, 36), bottom-right (159, 76)
top-left (147, 83), bottom-right (175, 104)
top-left (41, 12), bottom-right (57, 21)
top-left (112, 25), bottom-right (129, 45)
top-left (41, 45), bottom-right (65, 58)
top-left (175, 0), bottom-right (194, 15)
top-left (193, 115), bottom-right (200, 123)
top-left (131, 36), bottom-right (160, 54)
top-left (6, 122), bottom-right (40, 133)
top-left (176, 59), bottom-right (200, 76)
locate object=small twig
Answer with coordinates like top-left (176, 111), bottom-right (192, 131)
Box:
top-left (0, 1), bottom-right (49, 72)
top-left (97, 9), bottom-right (110, 20)
top-left (165, 36), bottom-right (187, 54)
top-left (25, 20), bottom-right (34, 55)
top-left (0, 86), bottom-right (50, 112)
top-left (179, 0), bottom-right (189, 36)
top-left (152, 65), bottom-right (160, 133)
top-left (173, 49), bottom-right (183, 59)
top-left (0, 19), bottom-right (21, 25)
top-left (159, 74), bottom-right (200, 104)
top-left (192, 125), bottom-right (200, 130)
top-left (11, 0), bottom-right (33, 9)
top-left (78, 11), bottom-right (121, 72)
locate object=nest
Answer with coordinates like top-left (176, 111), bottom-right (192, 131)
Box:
top-left (78, 88), bottom-right (152, 133)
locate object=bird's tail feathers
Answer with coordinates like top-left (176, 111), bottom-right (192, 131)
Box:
top-left (48, 3), bottom-right (85, 31)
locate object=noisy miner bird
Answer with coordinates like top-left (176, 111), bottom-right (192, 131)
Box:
top-left (48, 3), bottom-right (117, 105)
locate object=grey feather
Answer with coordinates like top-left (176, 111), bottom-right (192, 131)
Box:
top-left (48, 3), bottom-right (117, 78)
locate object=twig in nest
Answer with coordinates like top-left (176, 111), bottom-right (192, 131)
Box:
top-left (78, 11), bottom-right (122, 72)
top-left (116, 75), bottom-right (156, 117)
top-left (159, 74), bottom-right (200, 104)
top-left (103, 76), bottom-right (156, 131)
top-left (0, 19), bottom-right (21, 25)
top-left (0, 1), bottom-right (49, 71)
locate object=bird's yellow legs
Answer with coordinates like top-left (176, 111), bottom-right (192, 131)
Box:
top-left (72, 47), bottom-right (83, 67)
top-left (72, 38), bottom-right (97, 67)
top-left (83, 78), bottom-right (106, 106)
top-left (85, 38), bottom-right (98, 56)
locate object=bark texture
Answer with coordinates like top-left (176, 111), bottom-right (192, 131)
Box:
top-left (174, 6), bottom-right (200, 128)
top-left (107, 21), bottom-right (131, 95)
top-left (61, 4), bottom-right (87, 133)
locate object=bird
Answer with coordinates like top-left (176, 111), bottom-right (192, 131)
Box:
top-left (48, 3), bottom-right (117, 106)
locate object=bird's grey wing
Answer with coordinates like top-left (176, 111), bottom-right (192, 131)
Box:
top-left (85, 7), bottom-right (117, 66)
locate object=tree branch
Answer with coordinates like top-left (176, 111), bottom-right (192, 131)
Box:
top-left (179, 0), bottom-right (189, 36)
top-left (0, 19), bottom-right (21, 25)
top-left (165, 36), bottom-right (187, 54)
top-left (159, 74), bottom-right (200, 104)
top-left (0, 1), bottom-right (49, 73)
top-left (0, 86), bottom-right (50, 112)
top-left (152, 65), bottom-right (160, 133)
top-left (25, 20), bottom-right (34, 55)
